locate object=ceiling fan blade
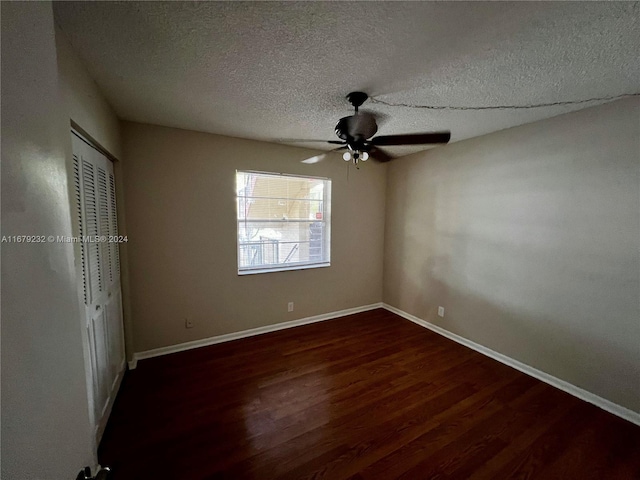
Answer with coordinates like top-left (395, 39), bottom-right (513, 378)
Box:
top-left (300, 145), bottom-right (347, 164)
top-left (369, 146), bottom-right (394, 163)
top-left (278, 138), bottom-right (346, 145)
top-left (371, 131), bottom-right (451, 146)
top-left (301, 154), bottom-right (328, 164)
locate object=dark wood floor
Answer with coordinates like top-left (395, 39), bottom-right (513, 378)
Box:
top-left (99, 309), bottom-right (640, 479)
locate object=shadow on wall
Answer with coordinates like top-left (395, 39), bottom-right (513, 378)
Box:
top-left (389, 215), bottom-right (640, 413)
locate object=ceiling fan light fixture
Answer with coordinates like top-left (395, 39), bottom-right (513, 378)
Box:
top-left (343, 151), bottom-right (352, 161)
top-left (361, 151), bottom-right (369, 161)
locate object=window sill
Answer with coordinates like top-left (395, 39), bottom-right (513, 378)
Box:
top-left (238, 262), bottom-right (330, 276)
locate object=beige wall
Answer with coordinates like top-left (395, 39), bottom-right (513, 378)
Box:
top-left (1, 2), bottom-right (95, 477)
top-left (121, 122), bottom-right (386, 352)
top-left (55, 25), bottom-right (122, 159)
top-left (384, 98), bottom-right (640, 413)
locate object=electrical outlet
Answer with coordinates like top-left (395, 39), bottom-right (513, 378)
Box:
top-left (185, 318), bottom-right (194, 329)
top-left (437, 306), bottom-right (445, 318)
top-left (288, 302), bottom-right (294, 312)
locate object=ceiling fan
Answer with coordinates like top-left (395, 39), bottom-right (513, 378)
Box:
top-left (300, 92), bottom-right (451, 165)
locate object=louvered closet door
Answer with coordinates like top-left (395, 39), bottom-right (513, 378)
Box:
top-left (72, 133), bottom-right (126, 442)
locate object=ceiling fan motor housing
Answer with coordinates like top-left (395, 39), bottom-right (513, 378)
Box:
top-left (334, 115), bottom-right (378, 147)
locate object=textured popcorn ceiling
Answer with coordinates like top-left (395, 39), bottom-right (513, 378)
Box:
top-left (53, 2), bottom-right (640, 157)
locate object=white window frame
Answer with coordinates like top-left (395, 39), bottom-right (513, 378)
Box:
top-left (236, 170), bottom-right (331, 275)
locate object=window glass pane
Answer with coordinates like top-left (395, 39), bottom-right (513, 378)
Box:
top-left (236, 171), bottom-right (331, 273)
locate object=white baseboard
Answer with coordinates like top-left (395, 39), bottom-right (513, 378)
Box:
top-left (130, 303), bottom-right (384, 367)
top-left (383, 303), bottom-right (640, 427)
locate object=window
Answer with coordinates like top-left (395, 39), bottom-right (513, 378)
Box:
top-left (236, 170), bottom-right (331, 274)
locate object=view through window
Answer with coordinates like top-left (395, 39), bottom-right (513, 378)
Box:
top-left (236, 171), bottom-right (331, 274)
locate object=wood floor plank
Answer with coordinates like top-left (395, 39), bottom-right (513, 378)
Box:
top-left (99, 309), bottom-right (640, 479)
